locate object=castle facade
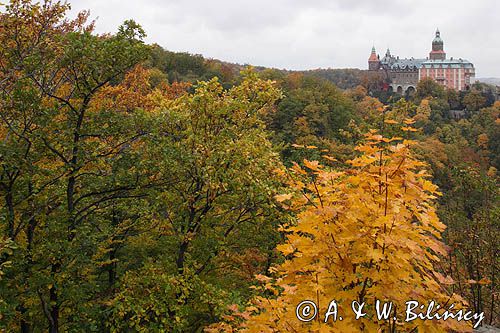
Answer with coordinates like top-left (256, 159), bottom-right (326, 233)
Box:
top-left (368, 30), bottom-right (475, 94)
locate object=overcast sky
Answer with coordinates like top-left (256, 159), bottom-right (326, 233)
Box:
top-left (68, 0), bottom-right (499, 77)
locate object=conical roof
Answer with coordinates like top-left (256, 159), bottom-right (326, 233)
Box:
top-left (368, 46), bottom-right (379, 61)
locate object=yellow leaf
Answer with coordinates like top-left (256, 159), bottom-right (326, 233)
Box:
top-left (321, 155), bottom-right (337, 162)
top-left (303, 159), bottom-right (321, 171)
top-left (276, 243), bottom-right (295, 256)
top-left (275, 193), bottom-right (293, 202)
top-left (478, 277), bottom-right (492, 285)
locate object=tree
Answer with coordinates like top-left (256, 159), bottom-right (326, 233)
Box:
top-left (0, 1), bottom-right (149, 331)
top-left (416, 78), bottom-right (446, 100)
top-left (441, 166), bottom-right (499, 327)
top-left (105, 72), bottom-right (287, 331)
top-left (446, 88), bottom-right (461, 110)
top-left (463, 90), bottom-right (487, 112)
top-left (1, 1), bottom-right (288, 330)
top-left (211, 126), bottom-right (470, 332)
top-left (266, 74), bottom-right (358, 164)
top-left (415, 99), bottom-right (432, 122)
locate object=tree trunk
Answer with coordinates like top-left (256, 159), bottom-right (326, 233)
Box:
top-left (48, 263), bottom-right (60, 333)
top-left (176, 240), bottom-right (189, 275)
top-left (6, 190), bottom-right (15, 238)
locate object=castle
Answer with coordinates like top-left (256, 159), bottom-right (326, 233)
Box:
top-left (368, 30), bottom-right (475, 94)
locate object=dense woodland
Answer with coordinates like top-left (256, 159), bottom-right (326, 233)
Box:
top-left (0, 1), bottom-right (498, 332)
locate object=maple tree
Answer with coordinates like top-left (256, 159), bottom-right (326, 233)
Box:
top-left (211, 123), bottom-right (471, 332)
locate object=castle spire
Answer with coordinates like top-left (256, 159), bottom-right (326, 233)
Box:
top-left (430, 29), bottom-right (445, 60)
top-left (369, 46), bottom-right (378, 61)
top-left (368, 45), bottom-right (380, 70)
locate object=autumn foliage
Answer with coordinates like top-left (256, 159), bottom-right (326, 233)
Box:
top-left (0, 0), bottom-right (498, 332)
top-left (211, 126), bottom-right (471, 332)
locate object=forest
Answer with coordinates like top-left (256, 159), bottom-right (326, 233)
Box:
top-left (0, 1), bottom-right (498, 332)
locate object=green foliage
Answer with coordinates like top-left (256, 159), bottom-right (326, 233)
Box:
top-left (463, 89), bottom-right (487, 111)
top-left (0, 4), bottom-right (286, 329)
top-left (440, 166), bottom-right (499, 323)
top-left (416, 77), bottom-right (446, 100)
top-left (300, 68), bottom-right (367, 89)
top-left (147, 44), bottom-right (238, 86)
top-left (264, 74), bottom-right (359, 164)
top-left (107, 265), bottom-right (228, 332)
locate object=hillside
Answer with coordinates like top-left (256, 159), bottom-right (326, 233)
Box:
top-left (0, 2), bottom-right (498, 332)
top-left (477, 77), bottom-right (500, 86)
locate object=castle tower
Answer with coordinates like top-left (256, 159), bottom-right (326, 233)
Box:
top-left (368, 46), bottom-right (380, 70)
top-left (429, 29), bottom-right (446, 60)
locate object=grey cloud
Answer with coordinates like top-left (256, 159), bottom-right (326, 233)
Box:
top-left (68, 0), bottom-right (500, 77)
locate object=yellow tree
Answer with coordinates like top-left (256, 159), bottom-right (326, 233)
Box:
top-left (415, 99), bottom-right (432, 122)
top-left (211, 125), bottom-right (471, 332)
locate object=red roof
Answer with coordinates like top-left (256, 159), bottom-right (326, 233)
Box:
top-left (368, 52), bottom-right (378, 62)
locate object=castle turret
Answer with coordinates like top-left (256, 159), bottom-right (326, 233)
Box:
top-left (429, 29), bottom-right (446, 60)
top-left (368, 46), bottom-right (380, 70)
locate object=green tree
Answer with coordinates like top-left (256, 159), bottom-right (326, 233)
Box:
top-left (463, 89), bottom-right (487, 112)
top-left (266, 74), bottom-right (358, 164)
top-left (0, 1), bottom-right (149, 331)
top-left (416, 78), bottom-right (446, 100)
top-left (106, 73), bottom-right (286, 332)
top-left (441, 166), bottom-right (499, 326)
